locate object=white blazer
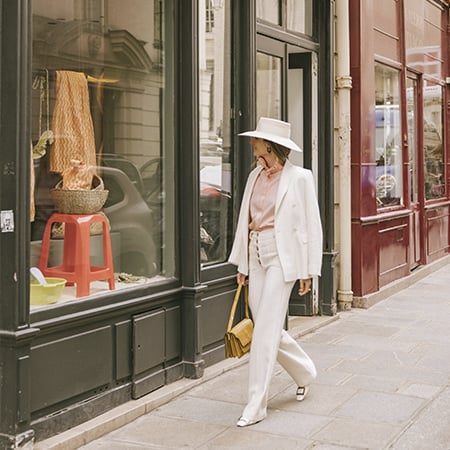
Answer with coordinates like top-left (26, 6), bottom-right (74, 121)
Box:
top-left (228, 160), bottom-right (323, 282)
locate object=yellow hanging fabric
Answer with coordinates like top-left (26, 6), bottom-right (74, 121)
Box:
top-left (50, 71), bottom-right (97, 173)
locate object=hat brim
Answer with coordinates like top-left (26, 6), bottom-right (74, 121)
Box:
top-left (238, 130), bottom-right (302, 152)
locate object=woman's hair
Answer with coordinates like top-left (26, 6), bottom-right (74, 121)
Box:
top-left (266, 140), bottom-right (291, 165)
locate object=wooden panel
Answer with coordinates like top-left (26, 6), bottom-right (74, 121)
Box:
top-left (31, 326), bottom-right (113, 412)
top-left (426, 206), bottom-right (449, 261)
top-left (352, 221), bottom-right (379, 296)
top-left (379, 220), bottom-right (409, 286)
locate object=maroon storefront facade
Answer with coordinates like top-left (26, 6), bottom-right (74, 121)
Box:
top-left (350, 0), bottom-right (450, 298)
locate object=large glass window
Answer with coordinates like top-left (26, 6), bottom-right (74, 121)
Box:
top-left (30, 0), bottom-right (174, 307)
top-left (423, 81), bottom-right (444, 200)
top-left (199, 0), bottom-right (232, 266)
top-left (375, 63), bottom-right (403, 208)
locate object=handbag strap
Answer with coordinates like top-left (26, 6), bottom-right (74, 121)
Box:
top-left (227, 283), bottom-right (250, 332)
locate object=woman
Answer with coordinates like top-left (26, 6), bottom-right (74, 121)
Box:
top-left (228, 117), bottom-right (323, 427)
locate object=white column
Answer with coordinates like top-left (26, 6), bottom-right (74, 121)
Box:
top-left (335, 0), bottom-right (354, 310)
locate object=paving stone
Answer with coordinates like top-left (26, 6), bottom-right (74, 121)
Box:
top-left (297, 342), bottom-right (371, 361)
top-left (333, 391), bottom-right (425, 425)
top-left (334, 358), bottom-right (449, 385)
top-left (247, 409), bottom-right (331, 439)
top-left (309, 444), bottom-right (362, 450)
top-left (313, 368), bottom-right (353, 386)
top-left (197, 428), bottom-right (311, 450)
top-left (269, 383), bottom-right (356, 416)
top-left (82, 440), bottom-right (160, 449)
top-left (333, 334), bottom-right (417, 352)
top-left (389, 387), bottom-right (450, 450)
top-left (397, 383), bottom-right (441, 399)
top-left (312, 418), bottom-right (401, 449)
top-left (339, 373), bottom-right (405, 394)
top-left (103, 415), bottom-right (227, 448)
top-left (152, 396), bottom-right (242, 426)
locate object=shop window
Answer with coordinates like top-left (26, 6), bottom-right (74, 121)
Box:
top-left (199, 0), bottom-right (232, 266)
top-left (375, 63), bottom-right (403, 208)
top-left (30, 0), bottom-right (175, 307)
top-left (423, 82), bottom-right (444, 200)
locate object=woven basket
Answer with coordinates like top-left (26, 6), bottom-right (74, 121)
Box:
top-left (51, 174), bottom-right (109, 214)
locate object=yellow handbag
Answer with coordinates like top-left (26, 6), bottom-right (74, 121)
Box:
top-left (224, 283), bottom-right (253, 358)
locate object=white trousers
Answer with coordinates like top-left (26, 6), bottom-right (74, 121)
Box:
top-left (241, 229), bottom-right (317, 421)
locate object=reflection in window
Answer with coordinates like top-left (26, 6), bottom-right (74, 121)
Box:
top-left (287, 0), bottom-right (312, 35)
top-left (256, 0), bottom-right (280, 25)
top-left (375, 63), bottom-right (402, 208)
top-left (199, 0), bottom-right (232, 266)
top-left (30, 0), bottom-right (174, 306)
top-left (423, 82), bottom-right (444, 200)
top-left (256, 52), bottom-right (282, 120)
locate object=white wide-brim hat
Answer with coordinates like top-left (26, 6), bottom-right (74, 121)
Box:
top-left (238, 117), bottom-right (302, 152)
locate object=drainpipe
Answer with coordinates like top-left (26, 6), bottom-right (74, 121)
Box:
top-left (335, 0), bottom-right (354, 310)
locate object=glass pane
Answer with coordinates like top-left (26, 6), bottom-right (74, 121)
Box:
top-left (423, 82), bottom-right (444, 200)
top-left (406, 78), bottom-right (418, 204)
top-left (199, 0), bottom-right (232, 266)
top-left (30, 0), bottom-right (174, 306)
top-left (286, 0), bottom-right (312, 35)
top-left (256, 52), bottom-right (282, 120)
top-left (375, 63), bottom-right (403, 208)
top-left (256, 0), bottom-right (280, 25)
top-left (405, 1), bottom-right (443, 79)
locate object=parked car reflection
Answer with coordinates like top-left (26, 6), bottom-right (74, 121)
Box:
top-left (100, 165), bottom-right (158, 277)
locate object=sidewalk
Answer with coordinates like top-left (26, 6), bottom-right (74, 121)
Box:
top-left (37, 263), bottom-right (450, 450)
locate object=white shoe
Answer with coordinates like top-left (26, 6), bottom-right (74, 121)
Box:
top-left (236, 416), bottom-right (264, 427)
top-left (296, 385), bottom-right (309, 401)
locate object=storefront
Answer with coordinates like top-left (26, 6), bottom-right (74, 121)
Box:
top-left (0, 1), bottom-right (335, 446)
top-left (350, 0), bottom-right (450, 300)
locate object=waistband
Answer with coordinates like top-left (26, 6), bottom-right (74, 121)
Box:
top-left (249, 228), bottom-right (275, 239)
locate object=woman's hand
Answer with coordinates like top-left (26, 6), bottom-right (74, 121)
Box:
top-left (298, 278), bottom-right (311, 296)
top-left (237, 272), bottom-right (248, 285)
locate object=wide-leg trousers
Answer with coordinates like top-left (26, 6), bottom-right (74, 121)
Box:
top-left (241, 229), bottom-right (317, 422)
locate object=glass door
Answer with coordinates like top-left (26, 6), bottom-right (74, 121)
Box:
top-left (256, 34), bottom-right (317, 315)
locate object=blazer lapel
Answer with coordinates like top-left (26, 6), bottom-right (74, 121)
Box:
top-left (275, 160), bottom-right (294, 216)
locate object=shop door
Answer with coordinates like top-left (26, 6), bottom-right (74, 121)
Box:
top-left (256, 35), bottom-right (317, 315)
top-left (406, 75), bottom-right (422, 269)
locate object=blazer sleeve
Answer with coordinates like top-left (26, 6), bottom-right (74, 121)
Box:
top-left (302, 170), bottom-right (323, 276)
top-left (228, 167), bottom-right (260, 275)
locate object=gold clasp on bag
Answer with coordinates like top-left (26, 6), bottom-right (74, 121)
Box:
top-left (224, 283), bottom-right (253, 358)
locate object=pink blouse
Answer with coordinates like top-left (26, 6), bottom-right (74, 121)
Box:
top-left (249, 168), bottom-right (282, 231)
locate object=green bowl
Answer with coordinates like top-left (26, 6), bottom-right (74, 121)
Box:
top-left (30, 277), bottom-right (67, 305)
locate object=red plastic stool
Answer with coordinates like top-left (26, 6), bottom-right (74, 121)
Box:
top-left (38, 213), bottom-right (115, 298)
